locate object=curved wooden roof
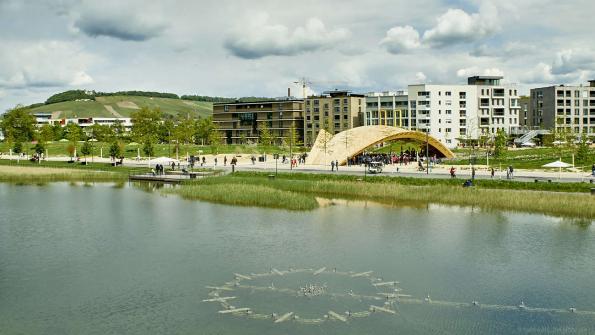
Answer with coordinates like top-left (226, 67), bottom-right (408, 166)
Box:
top-left (307, 125), bottom-right (454, 165)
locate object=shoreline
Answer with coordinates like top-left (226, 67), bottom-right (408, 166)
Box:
top-left (1, 164), bottom-right (594, 219)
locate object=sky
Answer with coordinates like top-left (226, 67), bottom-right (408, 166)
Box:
top-left (1, 0), bottom-right (594, 112)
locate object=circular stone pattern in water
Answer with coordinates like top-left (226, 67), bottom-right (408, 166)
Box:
top-left (204, 267), bottom-right (405, 325)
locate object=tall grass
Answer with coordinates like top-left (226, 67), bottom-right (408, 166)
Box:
top-left (233, 171), bottom-right (595, 193)
top-left (164, 183), bottom-right (319, 211)
top-left (181, 175), bottom-right (595, 218)
top-left (0, 165), bottom-right (126, 183)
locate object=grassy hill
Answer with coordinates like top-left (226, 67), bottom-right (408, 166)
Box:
top-left (30, 96), bottom-right (212, 119)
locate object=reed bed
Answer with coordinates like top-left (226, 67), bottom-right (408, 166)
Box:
top-left (183, 176), bottom-right (595, 219)
top-left (0, 165), bottom-right (125, 183)
top-left (164, 183), bottom-right (319, 211)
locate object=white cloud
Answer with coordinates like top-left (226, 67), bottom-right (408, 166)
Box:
top-left (471, 42), bottom-right (535, 58)
top-left (423, 3), bottom-right (500, 47)
top-left (415, 72), bottom-right (427, 82)
top-left (0, 41), bottom-right (95, 89)
top-left (223, 13), bottom-right (350, 59)
top-left (456, 67), bottom-right (504, 78)
top-left (551, 49), bottom-right (595, 75)
top-left (71, 2), bottom-right (167, 41)
top-left (380, 25), bottom-right (421, 54)
top-left (520, 63), bottom-right (554, 84)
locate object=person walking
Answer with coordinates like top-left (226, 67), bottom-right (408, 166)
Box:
top-left (335, 160), bottom-right (339, 171)
top-left (490, 167), bottom-right (495, 179)
top-left (592, 164), bottom-right (595, 176)
top-left (509, 165), bottom-right (514, 179)
top-left (450, 166), bottom-right (456, 178)
top-left (224, 156), bottom-right (227, 166)
top-left (214, 157), bottom-right (218, 166)
top-left (471, 167), bottom-right (476, 180)
top-left (331, 160), bottom-right (335, 172)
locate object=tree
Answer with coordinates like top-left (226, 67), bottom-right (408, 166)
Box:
top-left (240, 133), bottom-right (248, 145)
top-left (33, 142), bottom-right (45, 156)
top-left (81, 141), bottom-right (93, 163)
top-left (142, 139), bottom-right (155, 157)
top-left (65, 123), bottom-right (83, 143)
top-left (33, 142), bottom-right (45, 163)
top-left (195, 117), bottom-right (215, 145)
top-left (208, 124), bottom-right (223, 154)
top-left (38, 124), bottom-right (55, 144)
top-left (131, 107), bottom-right (162, 143)
top-left (66, 143), bottom-right (76, 159)
top-left (12, 141), bottom-right (23, 154)
top-left (158, 119), bottom-right (175, 144)
top-left (259, 121), bottom-right (273, 146)
top-left (576, 136), bottom-right (590, 162)
top-left (174, 118), bottom-right (195, 145)
top-left (288, 123), bottom-right (301, 148)
top-left (317, 124), bottom-right (333, 157)
top-left (111, 121), bottom-right (125, 140)
top-left (89, 123), bottom-right (112, 142)
top-left (51, 124), bottom-right (64, 141)
top-left (0, 105), bottom-right (36, 144)
top-left (109, 141), bottom-right (122, 160)
top-left (493, 129), bottom-right (507, 158)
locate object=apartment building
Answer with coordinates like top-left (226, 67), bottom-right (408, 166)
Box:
top-left (212, 99), bottom-right (304, 145)
top-left (407, 76), bottom-right (520, 148)
top-left (529, 81), bottom-right (595, 136)
top-left (303, 90), bottom-right (364, 146)
top-left (364, 91), bottom-right (409, 127)
top-left (519, 96), bottom-right (531, 128)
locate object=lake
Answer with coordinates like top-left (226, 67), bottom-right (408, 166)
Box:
top-left (1, 182), bottom-right (594, 334)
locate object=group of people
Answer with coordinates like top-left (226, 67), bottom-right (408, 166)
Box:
top-left (153, 164), bottom-right (165, 175)
top-left (330, 160), bottom-right (340, 171)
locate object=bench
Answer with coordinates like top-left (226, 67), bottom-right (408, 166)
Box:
top-left (268, 174), bottom-right (276, 180)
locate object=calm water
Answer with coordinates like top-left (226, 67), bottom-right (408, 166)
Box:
top-left (1, 183), bottom-right (595, 334)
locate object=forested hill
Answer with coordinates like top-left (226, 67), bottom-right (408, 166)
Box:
top-left (24, 90), bottom-right (272, 119)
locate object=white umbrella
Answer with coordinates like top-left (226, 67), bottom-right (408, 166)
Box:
top-left (542, 160), bottom-right (572, 179)
top-left (149, 156), bottom-right (180, 167)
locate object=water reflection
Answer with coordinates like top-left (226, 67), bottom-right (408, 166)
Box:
top-left (1, 183), bottom-right (594, 335)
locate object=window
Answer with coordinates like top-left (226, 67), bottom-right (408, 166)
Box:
top-left (445, 91), bottom-right (452, 96)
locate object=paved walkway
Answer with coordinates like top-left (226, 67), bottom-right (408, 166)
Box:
top-left (3, 155), bottom-right (593, 184)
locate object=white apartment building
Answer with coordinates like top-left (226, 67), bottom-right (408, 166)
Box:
top-left (364, 91), bottom-right (410, 127)
top-left (408, 76), bottom-right (520, 148)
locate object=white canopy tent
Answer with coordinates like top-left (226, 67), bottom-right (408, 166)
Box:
top-left (542, 160), bottom-right (572, 179)
top-left (149, 156), bottom-right (181, 168)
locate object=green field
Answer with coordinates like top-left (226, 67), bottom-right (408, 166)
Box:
top-left (29, 96), bottom-right (212, 119)
top-left (450, 146), bottom-right (595, 171)
top-left (0, 141), bottom-right (306, 158)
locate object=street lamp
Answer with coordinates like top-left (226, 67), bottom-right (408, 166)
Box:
top-left (426, 129), bottom-right (429, 174)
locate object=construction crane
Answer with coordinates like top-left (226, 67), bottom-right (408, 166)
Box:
top-left (293, 77), bottom-right (312, 99)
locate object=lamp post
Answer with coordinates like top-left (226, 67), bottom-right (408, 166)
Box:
top-left (426, 129), bottom-right (429, 175)
top-left (168, 130), bottom-right (171, 158)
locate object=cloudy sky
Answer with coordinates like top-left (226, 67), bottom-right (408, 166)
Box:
top-left (1, 0), bottom-right (594, 112)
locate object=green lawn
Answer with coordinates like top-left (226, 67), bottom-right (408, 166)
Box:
top-left (450, 146), bottom-right (595, 171)
top-left (0, 141), bottom-right (307, 159)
